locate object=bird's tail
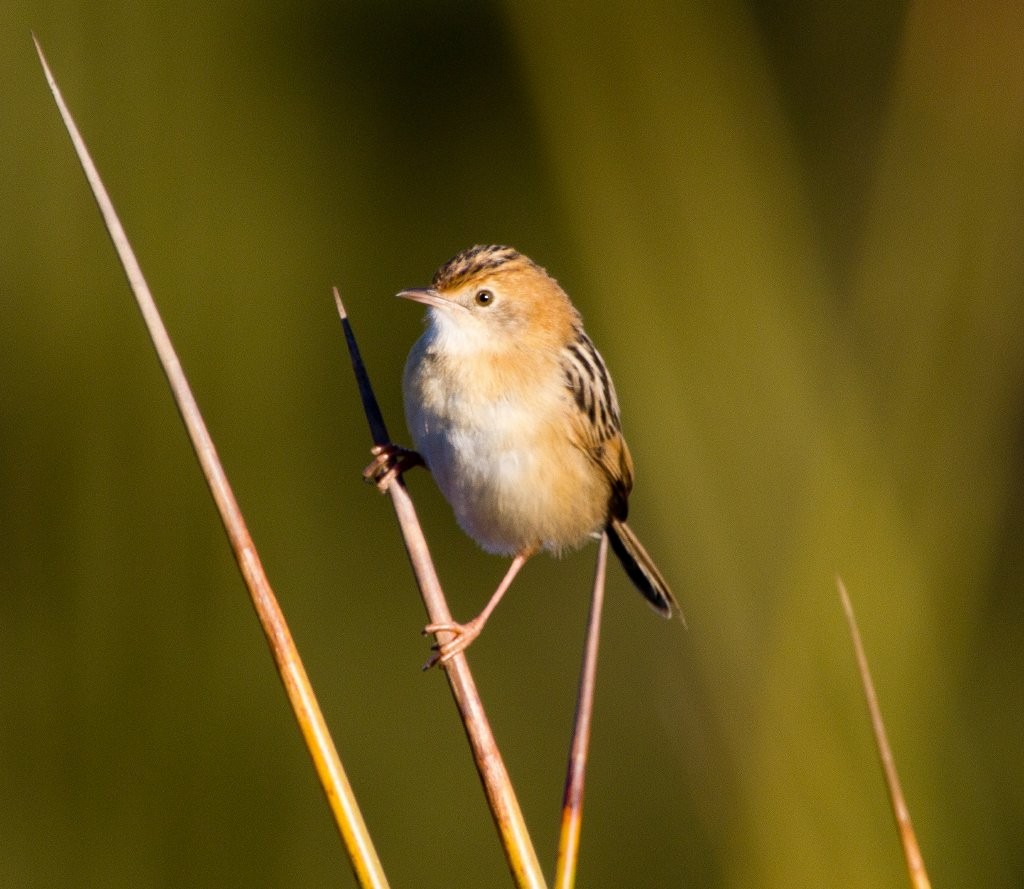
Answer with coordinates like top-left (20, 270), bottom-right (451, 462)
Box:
top-left (606, 518), bottom-right (682, 623)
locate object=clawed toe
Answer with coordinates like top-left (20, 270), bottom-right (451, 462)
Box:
top-left (421, 619), bottom-right (483, 669)
top-left (418, 553), bottom-right (530, 669)
top-left (363, 444), bottom-right (423, 491)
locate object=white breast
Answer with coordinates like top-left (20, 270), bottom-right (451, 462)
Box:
top-left (403, 334), bottom-right (605, 556)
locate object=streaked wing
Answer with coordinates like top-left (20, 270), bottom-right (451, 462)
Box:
top-left (561, 327), bottom-right (634, 518)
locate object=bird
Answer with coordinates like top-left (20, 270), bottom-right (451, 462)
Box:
top-left (375, 244), bottom-right (678, 664)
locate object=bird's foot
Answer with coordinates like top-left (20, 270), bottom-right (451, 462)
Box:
top-left (421, 617), bottom-right (484, 669)
top-left (363, 443), bottom-right (423, 491)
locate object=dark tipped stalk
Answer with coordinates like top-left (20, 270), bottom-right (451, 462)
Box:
top-left (334, 290), bottom-right (548, 889)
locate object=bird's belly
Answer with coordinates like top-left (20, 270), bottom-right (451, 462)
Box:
top-left (411, 399), bottom-right (607, 556)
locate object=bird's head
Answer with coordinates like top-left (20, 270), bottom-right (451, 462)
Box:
top-left (398, 245), bottom-right (579, 354)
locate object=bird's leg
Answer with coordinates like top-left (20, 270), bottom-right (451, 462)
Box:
top-left (363, 443), bottom-right (424, 491)
top-left (424, 549), bottom-right (534, 668)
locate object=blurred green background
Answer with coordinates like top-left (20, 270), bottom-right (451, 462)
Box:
top-left (3, 2), bottom-right (1022, 886)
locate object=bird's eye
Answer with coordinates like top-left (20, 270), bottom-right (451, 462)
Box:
top-left (474, 289), bottom-right (494, 306)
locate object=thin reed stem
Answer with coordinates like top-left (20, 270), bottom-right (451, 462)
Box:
top-left (334, 290), bottom-right (548, 889)
top-left (35, 37), bottom-right (391, 889)
top-left (554, 532), bottom-right (608, 889)
top-left (838, 576), bottom-right (932, 889)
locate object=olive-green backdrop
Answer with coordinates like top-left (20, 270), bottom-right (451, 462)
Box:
top-left (2, 2), bottom-right (1022, 887)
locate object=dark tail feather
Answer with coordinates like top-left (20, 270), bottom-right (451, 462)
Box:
top-left (606, 518), bottom-right (682, 624)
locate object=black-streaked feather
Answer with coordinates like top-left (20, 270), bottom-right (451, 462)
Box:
top-left (433, 245), bottom-right (534, 290)
top-left (607, 518), bottom-right (679, 621)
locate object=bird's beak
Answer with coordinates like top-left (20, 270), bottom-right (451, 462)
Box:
top-left (397, 287), bottom-right (449, 310)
